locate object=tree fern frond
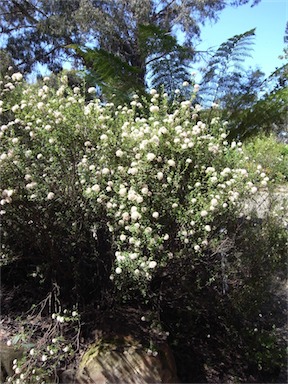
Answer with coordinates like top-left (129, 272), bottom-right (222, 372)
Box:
top-left (200, 29), bottom-right (256, 106)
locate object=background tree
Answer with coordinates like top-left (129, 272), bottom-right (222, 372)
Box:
top-left (0, 0), bottom-right (261, 97)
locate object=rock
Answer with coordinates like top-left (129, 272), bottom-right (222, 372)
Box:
top-left (0, 342), bottom-right (25, 382)
top-left (69, 336), bottom-right (179, 384)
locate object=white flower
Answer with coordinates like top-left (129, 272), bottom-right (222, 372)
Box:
top-left (120, 234), bottom-right (127, 241)
top-left (192, 126), bottom-right (201, 135)
top-left (11, 105), bottom-right (19, 112)
top-left (141, 186), bottom-right (149, 195)
top-left (147, 152), bottom-right (156, 161)
top-left (152, 212), bottom-right (159, 219)
top-left (29, 348), bottom-right (35, 355)
top-left (2, 189), bottom-right (14, 198)
top-left (210, 176), bottom-right (218, 183)
top-left (119, 187), bottom-right (127, 196)
top-left (91, 184), bottom-right (100, 193)
top-left (116, 149), bottom-right (123, 157)
top-left (37, 102), bottom-right (44, 110)
top-left (194, 245), bottom-right (200, 251)
top-left (15, 367), bottom-right (21, 374)
top-left (157, 172), bottom-right (164, 180)
top-left (47, 192), bottom-right (55, 200)
top-left (88, 87), bottom-right (96, 94)
top-left (150, 89), bottom-right (157, 95)
top-left (72, 311), bottom-right (78, 317)
top-left (5, 82), bottom-right (14, 90)
top-left (221, 167), bottom-right (231, 176)
top-left (63, 346), bottom-right (69, 353)
top-left (167, 159), bottom-right (175, 167)
top-left (129, 237), bottom-right (135, 244)
top-left (204, 225), bottom-right (211, 232)
top-left (41, 355), bottom-right (48, 362)
top-left (102, 168), bottom-right (110, 175)
top-left (158, 126), bottom-right (168, 135)
top-left (149, 105), bottom-right (159, 113)
top-left (129, 253), bottom-right (138, 260)
top-left (131, 210), bottom-right (141, 221)
top-left (127, 189), bottom-right (138, 201)
top-left (182, 81), bottom-right (189, 87)
top-left (0, 153), bottom-right (7, 160)
top-left (251, 186), bottom-right (258, 194)
top-left (128, 167), bottom-right (138, 175)
top-left (115, 267), bottom-right (122, 274)
top-left (122, 212), bottom-right (130, 221)
top-left (210, 198), bottom-right (218, 206)
top-left (148, 261), bottom-right (157, 269)
top-left (11, 72), bottom-right (23, 82)
top-left (200, 210), bottom-right (208, 217)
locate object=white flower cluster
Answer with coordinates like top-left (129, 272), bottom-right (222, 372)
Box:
top-left (1, 189), bottom-right (14, 205)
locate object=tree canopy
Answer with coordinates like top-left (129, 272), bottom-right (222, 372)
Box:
top-left (0, 0), bottom-right (261, 91)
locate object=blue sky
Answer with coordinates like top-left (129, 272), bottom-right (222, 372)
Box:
top-left (195, 0), bottom-right (287, 78)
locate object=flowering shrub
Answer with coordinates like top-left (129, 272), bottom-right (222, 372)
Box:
top-left (6, 307), bottom-right (79, 384)
top-left (0, 70), bottom-right (274, 299)
top-left (1, 70), bottom-right (287, 383)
